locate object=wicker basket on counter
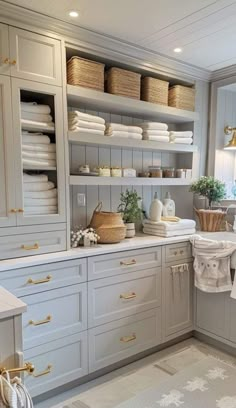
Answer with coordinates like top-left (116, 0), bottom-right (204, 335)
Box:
top-left (106, 67), bottom-right (141, 100)
top-left (141, 77), bottom-right (169, 105)
top-left (194, 208), bottom-right (226, 232)
top-left (67, 56), bottom-right (105, 91)
top-left (168, 85), bottom-right (195, 111)
top-left (89, 202), bottom-right (126, 243)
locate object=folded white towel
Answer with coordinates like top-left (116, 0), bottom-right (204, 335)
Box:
top-left (21, 111), bottom-right (53, 123)
top-left (23, 173), bottom-right (48, 183)
top-left (106, 123), bottom-right (143, 134)
top-left (68, 120), bottom-right (105, 131)
top-left (143, 227), bottom-right (196, 237)
top-left (139, 122), bottom-right (168, 131)
top-left (143, 135), bottom-right (170, 143)
top-left (22, 134), bottom-right (51, 145)
top-left (23, 158), bottom-right (56, 168)
top-left (24, 189), bottom-right (57, 198)
top-left (128, 126), bottom-right (143, 134)
top-left (24, 197), bottom-right (57, 206)
top-left (171, 137), bottom-right (193, 144)
top-left (170, 131), bottom-right (193, 138)
top-left (21, 102), bottom-right (51, 115)
top-left (69, 127), bottom-right (104, 136)
top-left (21, 119), bottom-right (55, 130)
top-left (24, 206), bottom-right (57, 214)
top-left (22, 150), bottom-right (56, 160)
top-left (68, 110), bottom-right (105, 125)
top-left (23, 181), bottom-right (55, 192)
top-left (143, 130), bottom-right (169, 137)
top-left (128, 133), bottom-right (142, 140)
top-left (143, 218), bottom-right (196, 230)
top-left (105, 130), bottom-right (129, 138)
top-left (22, 143), bottom-right (56, 153)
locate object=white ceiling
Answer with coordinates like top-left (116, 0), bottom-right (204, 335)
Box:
top-left (4, 0), bottom-right (236, 71)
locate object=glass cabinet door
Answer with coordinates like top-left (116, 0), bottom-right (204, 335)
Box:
top-left (0, 75), bottom-right (16, 227)
top-left (11, 78), bottom-right (66, 226)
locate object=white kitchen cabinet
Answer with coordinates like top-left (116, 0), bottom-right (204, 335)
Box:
top-left (9, 27), bottom-right (62, 85)
top-left (164, 261), bottom-right (193, 338)
top-left (11, 78), bottom-right (66, 226)
top-left (0, 75), bottom-right (16, 227)
top-left (0, 23), bottom-right (10, 76)
top-left (229, 298), bottom-right (236, 343)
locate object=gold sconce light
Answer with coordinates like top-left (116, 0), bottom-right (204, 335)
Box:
top-left (224, 126), bottom-right (236, 150)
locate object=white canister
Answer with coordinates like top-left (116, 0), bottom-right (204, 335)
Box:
top-left (125, 222), bottom-right (135, 238)
top-left (149, 192), bottom-right (163, 222)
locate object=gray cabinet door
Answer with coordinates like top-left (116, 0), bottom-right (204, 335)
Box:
top-left (229, 298), bottom-right (236, 343)
top-left (196, 289), bottom-right (230, 339)
top-left (0, 23), bottom-right (10, 76)
top-left (0, 75), bottom-right (16, 227)
top-left (165, 262), bottom-right (193, 337)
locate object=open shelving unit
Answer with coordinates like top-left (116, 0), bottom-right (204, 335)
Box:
top-left (70, 175), bottom-right (193, 186)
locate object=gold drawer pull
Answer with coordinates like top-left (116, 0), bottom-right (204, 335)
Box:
top-left (120, 292), bottom-right (136, 300)
top-left (120, 259), bottom-right (136, 266)
top-left (32, 364), bottom-right (52, 378)
top-left (29, 315), bottom-right (52, 326)
top-left (21, 243), bottom-right (39, 250)
top-left (27, 275), bottom-right (52, 285)
top-left (120, 334), bottom-right (136, 343)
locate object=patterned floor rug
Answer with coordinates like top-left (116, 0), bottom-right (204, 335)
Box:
top-left (114, 356), bottom-right (236, 408)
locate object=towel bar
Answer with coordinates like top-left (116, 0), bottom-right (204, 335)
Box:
top-left (0, 362), bottom-right (35, 375)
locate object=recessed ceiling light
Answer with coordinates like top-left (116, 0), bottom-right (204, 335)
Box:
top-left (173, 47), bottom-right (182, 53)
top-left (69, 10), bottom-right (79, 18)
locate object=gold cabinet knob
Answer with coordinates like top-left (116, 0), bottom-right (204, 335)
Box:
top-left (180, 250), bottom-right (184, 254)
top-left (3, 58), bottom-right (10, 64)
top-left (174, 251), bottom-right (178, 255)
top-left (10, 208), bottom-right (18, 213)
top-left (10, 59), bottom-right (16, 65)
top-left (18, 208), bottom-right (24, 213)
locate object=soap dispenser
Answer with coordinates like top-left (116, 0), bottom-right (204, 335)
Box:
top-left (149, 192), bottom-right (163, 222)
top-left (163, 192), bottom-right (175, 217)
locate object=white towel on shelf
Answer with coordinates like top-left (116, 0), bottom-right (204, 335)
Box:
top-left (22, 143), bottom-right (56, 153)
top-left (170, 131), bottom-right (193, 138)
top-left (24, 189), bottom-right (57, 198)
top-left (68, 110), bottom-right (105, 125)
top-left (22, 150), bottom-right (56, 160)
top-left (128, 133), bottom-right (142, 140)
top-left (106, 123), bottom-right (143, 134)
top-left (139, 122), bottom-right (168, 131)
top-left (105, 130), bottom-right (129, 138)
top-left (24, 197), bottom-right (57, 206)
top-left (171, 137), bottom-right (193, 145)
top-left (143, 218), bottom-right (196, 230)
top-left (21, 111), bottom-right (53, 123)
top-left (190, 235), bottom-right (235, 293)
top-left (23, 173), bottom-right (48, 183)
top-left (23, 158), bottom-right (56, 167)
top-left (21, 119), bottom-right (55, 130)
top-left (23, 181), bottom-right (55, 192)
top-left (68, 120), bottom-right (105, 131)
top-left (21, 102), bottom-right (51, 114)
top-left (22, 134), bottom-right (51, 144)
top-left (24, 206), bottom-right (57, 214)
top-left (143, 227), bottom-right (195, 237)
top-left (143, 130), bottom-right (169, 137)
top-left (69, 127), bottom-right (104, 136)
top-left (143, 135), bottom-right (170, 142)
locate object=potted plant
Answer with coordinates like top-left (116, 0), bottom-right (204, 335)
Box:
top-left (190, 176), bottom-right (226, 231)
top-left (118, 189), bottom-right (142, 237)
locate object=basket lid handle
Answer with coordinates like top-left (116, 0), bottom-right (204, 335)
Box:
top-left (94, 202), bottom-right (103, 213)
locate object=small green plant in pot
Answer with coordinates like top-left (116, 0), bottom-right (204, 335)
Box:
top-left (118, 189), bottom-right (142, 238)
top-left (190, 176), bottom-right (226, 231)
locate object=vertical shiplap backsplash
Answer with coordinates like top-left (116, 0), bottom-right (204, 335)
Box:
top-left (69, 107), bottom-right (194, 228)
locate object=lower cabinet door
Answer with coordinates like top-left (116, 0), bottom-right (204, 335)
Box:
top-left (229, 298), bottom-right (236, 343)
top-left (165, 262), bottom-right (193, 338)
top-left (88, 309), bottom-right (161, 372)
top-left (24, 332), bottom-right (88, 397)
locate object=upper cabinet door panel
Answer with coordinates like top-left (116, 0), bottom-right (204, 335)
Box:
top-left (9, 28), bottom-right (62, 86)
top-left (0, 24), bottom-right (10, 76)
top-left (0, 75), bottom-right (16, 227)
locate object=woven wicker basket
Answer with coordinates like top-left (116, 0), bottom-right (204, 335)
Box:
top-left (106, 67), bottom-right (141, 100)
top-left (195, 208), bottom-right (226, 232)
top-left (96, 225), bottom-right (126, 244)
top-left (89, 202), bottom-right (126, 243)
top-left (67, 56), bottom-right (105, 91)
top-left (141, 77), bottom-right (169, 105)
top-left (168, 85), bottom-right (195, 111)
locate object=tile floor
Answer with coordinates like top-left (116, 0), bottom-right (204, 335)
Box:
top-left (35, 338), bottom-right (236, 408)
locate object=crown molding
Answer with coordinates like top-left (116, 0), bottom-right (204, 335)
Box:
top-left (0, 1), bottom-right (211, 82)
top-left (211, 64), bottom-right (236, 82)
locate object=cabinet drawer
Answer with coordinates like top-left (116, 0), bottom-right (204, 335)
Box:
top-left (0, 259), bottom-right (87, 297)
top-left (88, 268), bottom-right (161, 327)
top-left (24, 332), bottom-right (88, 398)
top-left (22, 284), bottom-right (87, 349)
top-left (88, 247), bottom-right (161, 280)
top-left (0, 230), bottom-right (66, 259)
top-left (165, 242), bottom-right (192, 263)
top-left (88, 309), bottom-right (161, 372)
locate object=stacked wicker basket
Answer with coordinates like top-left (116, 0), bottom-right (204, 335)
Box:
top-left (141, 77), bottom-right (169, 105)
top-left (67, 56), bottom-right (105, 91)
top-left (168, 85), bottom-right (195, 111)
top-left (106, 67), bottom-right (141, 100)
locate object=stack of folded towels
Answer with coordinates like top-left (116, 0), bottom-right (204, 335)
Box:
top-left (169, 131), bottom-right (193, 145)
top-left (22, 131), bottom-right (56, 168)
top-left (21, 102), bottom-right (54, 130)
top-left (23, 173), bottom-right (58, 215)
top-left (68, 111), bottom-right (105, 136)
top-left (139, 122), bottom-right (169, 142)
top-left (143, 218), bottom-right (196, 237)
top-left (105, 123), bottom-right (142, 139)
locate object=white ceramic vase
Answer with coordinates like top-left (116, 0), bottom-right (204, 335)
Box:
top-left (125, 222), bottom-right (135, 238)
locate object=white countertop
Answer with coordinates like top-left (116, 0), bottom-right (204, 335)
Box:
top-left (0, 286), bottom-right (26, 319)
top-left (0, 233), bottom-right (191, 272)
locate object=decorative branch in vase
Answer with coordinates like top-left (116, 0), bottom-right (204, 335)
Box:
top-left (117, 189), bottom-right (143, 238)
